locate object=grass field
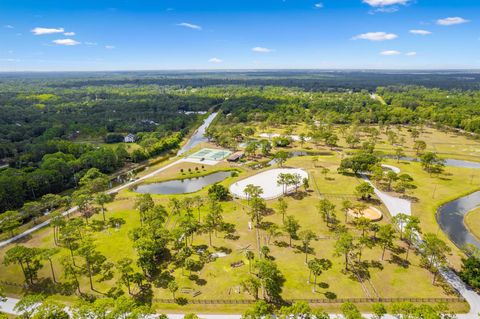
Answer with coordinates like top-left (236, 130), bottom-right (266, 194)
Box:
top-left (250, 123), bottom-right (480, 162)
top-left (0, 151), bottom-right (468, 312)
top-left (1, 123), bottom-right (478, 313)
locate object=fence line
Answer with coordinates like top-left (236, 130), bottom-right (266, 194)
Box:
top-left (152, 297), bottom-right (465, 305)
top-left (0, 280), bottom-right (23, 287)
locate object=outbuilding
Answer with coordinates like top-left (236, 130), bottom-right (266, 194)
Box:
top-left (124, 133), bottom-right (137, 143)
top-left (227, 151), bottom-right (244, 162)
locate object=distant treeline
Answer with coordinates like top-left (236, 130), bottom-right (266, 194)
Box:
top-left (7, 70), bottom-right (477, 91)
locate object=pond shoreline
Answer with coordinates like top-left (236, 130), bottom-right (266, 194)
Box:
top-left (436, 190), bottom-right (480, 250)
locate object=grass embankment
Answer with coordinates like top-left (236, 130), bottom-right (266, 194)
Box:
top-left (465, 208), bottom-right (480, 241)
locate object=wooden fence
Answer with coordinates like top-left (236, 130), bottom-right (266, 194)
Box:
top-left (153, 297), bottom-right (465, 305)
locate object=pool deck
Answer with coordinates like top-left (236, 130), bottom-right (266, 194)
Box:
top-left (183, 147), bottom-right (232, 166)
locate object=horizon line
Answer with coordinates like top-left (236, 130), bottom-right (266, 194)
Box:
top-left (1, 68), bottom-right (480, 74)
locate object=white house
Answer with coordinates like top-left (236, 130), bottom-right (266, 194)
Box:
top-left (124, 133), bottom-right (136, 143)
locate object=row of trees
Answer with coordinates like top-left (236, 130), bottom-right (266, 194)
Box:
top-left (1, 296), bottom-right (455, 319)
top-left (242, 299), bottom-right (456, 319)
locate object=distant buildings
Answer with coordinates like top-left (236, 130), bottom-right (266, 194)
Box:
top-left (124, 133), bottom-right (137, 143)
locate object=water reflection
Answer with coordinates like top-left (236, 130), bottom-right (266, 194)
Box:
top-left (134, 171), bottom-right (230, 195)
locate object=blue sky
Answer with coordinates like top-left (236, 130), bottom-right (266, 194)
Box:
top-left (0, 0), bottom-right (478, 71)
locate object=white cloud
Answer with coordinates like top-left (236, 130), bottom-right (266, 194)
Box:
top-left (406, 51), bottom-right (417, 56)
top-left (208, 57), bottom-right (223, 63)
top-left (177, 22), bottom-right (202, 30)
top-left (52, 38), bottom-right (80, 46)
top-left (4, 25), bottom-right (14, 29)
top-left (352, 32), bottom-right (398, 41)
top-left (252, 47), bottom-right (273, 53)
top-left (363, 0), bottom-right (408, 7)
top-left (314, 3), bottom-right (324, 8)
top-left (380, 50), bottom-right (401, 55)
top-left (64, 32), bottom-right (75, 36)
top-left (0, 58), bottom-right (20, 62)
top-left (437, 17), bottom-right (469, 26)
top-left (31, 27), bottom-right (65, 35)
top-left (105, 45), bottom-right (115, 49)
top-left (370, 7), bottom-right (399, 14)
top-left (409, 29), bottom-right (432, 35)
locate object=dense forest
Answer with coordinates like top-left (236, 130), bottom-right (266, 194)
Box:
top-left (0, 83), bottom-right (220, 213)
top-left (0, 71), bottom-right (479, 217)
top-left (3, 70), bottom-right (479, 90)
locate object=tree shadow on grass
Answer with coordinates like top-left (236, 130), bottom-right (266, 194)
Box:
top-left (389, 254), bottom-right (410, 269)
top-left (318, 282), bottom-right (329, 289)
top-left (29, 278), bottom-right (77, 296)
top-left (289, 192), bottom-right (308, 200)
top-left (154, 270), bottom-right (175, 289)
top-left (274, 240), bottom-right (289, 248)
top-left (294, 244), bottom-right (314, 256)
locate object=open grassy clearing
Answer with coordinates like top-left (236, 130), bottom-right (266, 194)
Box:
top-left (0, 152), bottom-right (466, 312)
top-left (248, 123), bottom-right (480, 162)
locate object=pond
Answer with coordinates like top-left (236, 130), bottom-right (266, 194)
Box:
top-left (389, 156), bottom-right (480, 169)
top-left (437, 191), bottom-right (480, 249)
top-left (134, 171), bottom-right (231, 195)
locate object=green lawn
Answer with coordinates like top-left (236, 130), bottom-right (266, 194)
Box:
top-left (0, 153), bottom-right (466, 312)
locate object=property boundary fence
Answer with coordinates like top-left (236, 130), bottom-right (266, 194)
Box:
top-left (152, 297), bottom-right (465, 305)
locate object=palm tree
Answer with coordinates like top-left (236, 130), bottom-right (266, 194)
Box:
top-left (95, 192), bottom-right (113, 221)
top-left (342, 200), bottom-right (352, 223)
top-left (50, 213), bottom-right (66, 246)
top-left (41, 248), bottom-right (60, 283)
top-left (266, 223), bottom-right (282, 245)
top-left (193, 195), bottom-right (204, 222)
top-left (299, 230), bottom-right (317, 263)
top-left (276, 197), bottom-right (288, 223)
top-left (307, 258), bottom-right (332, 292)
top-left (168, 280), bottom-right (179, 299)
top-left (245, 251), bottom-right (254, 273)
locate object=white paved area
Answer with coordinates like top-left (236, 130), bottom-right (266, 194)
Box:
top-left (230, 168), bottom-right (308, 200)
top-left (381, 164), bottom-right (401, 174)
top-left (259, 133), bottom-right (312, 142)
top-left (179, 157), bottom-right (219, 166)
top-left (363, 164), bottom-right (411, 218)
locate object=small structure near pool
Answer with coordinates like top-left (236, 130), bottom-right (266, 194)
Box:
top-left (227, 151), bottom-right (244, 162)
top-left (230, 168), bottom-right (308, 200)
